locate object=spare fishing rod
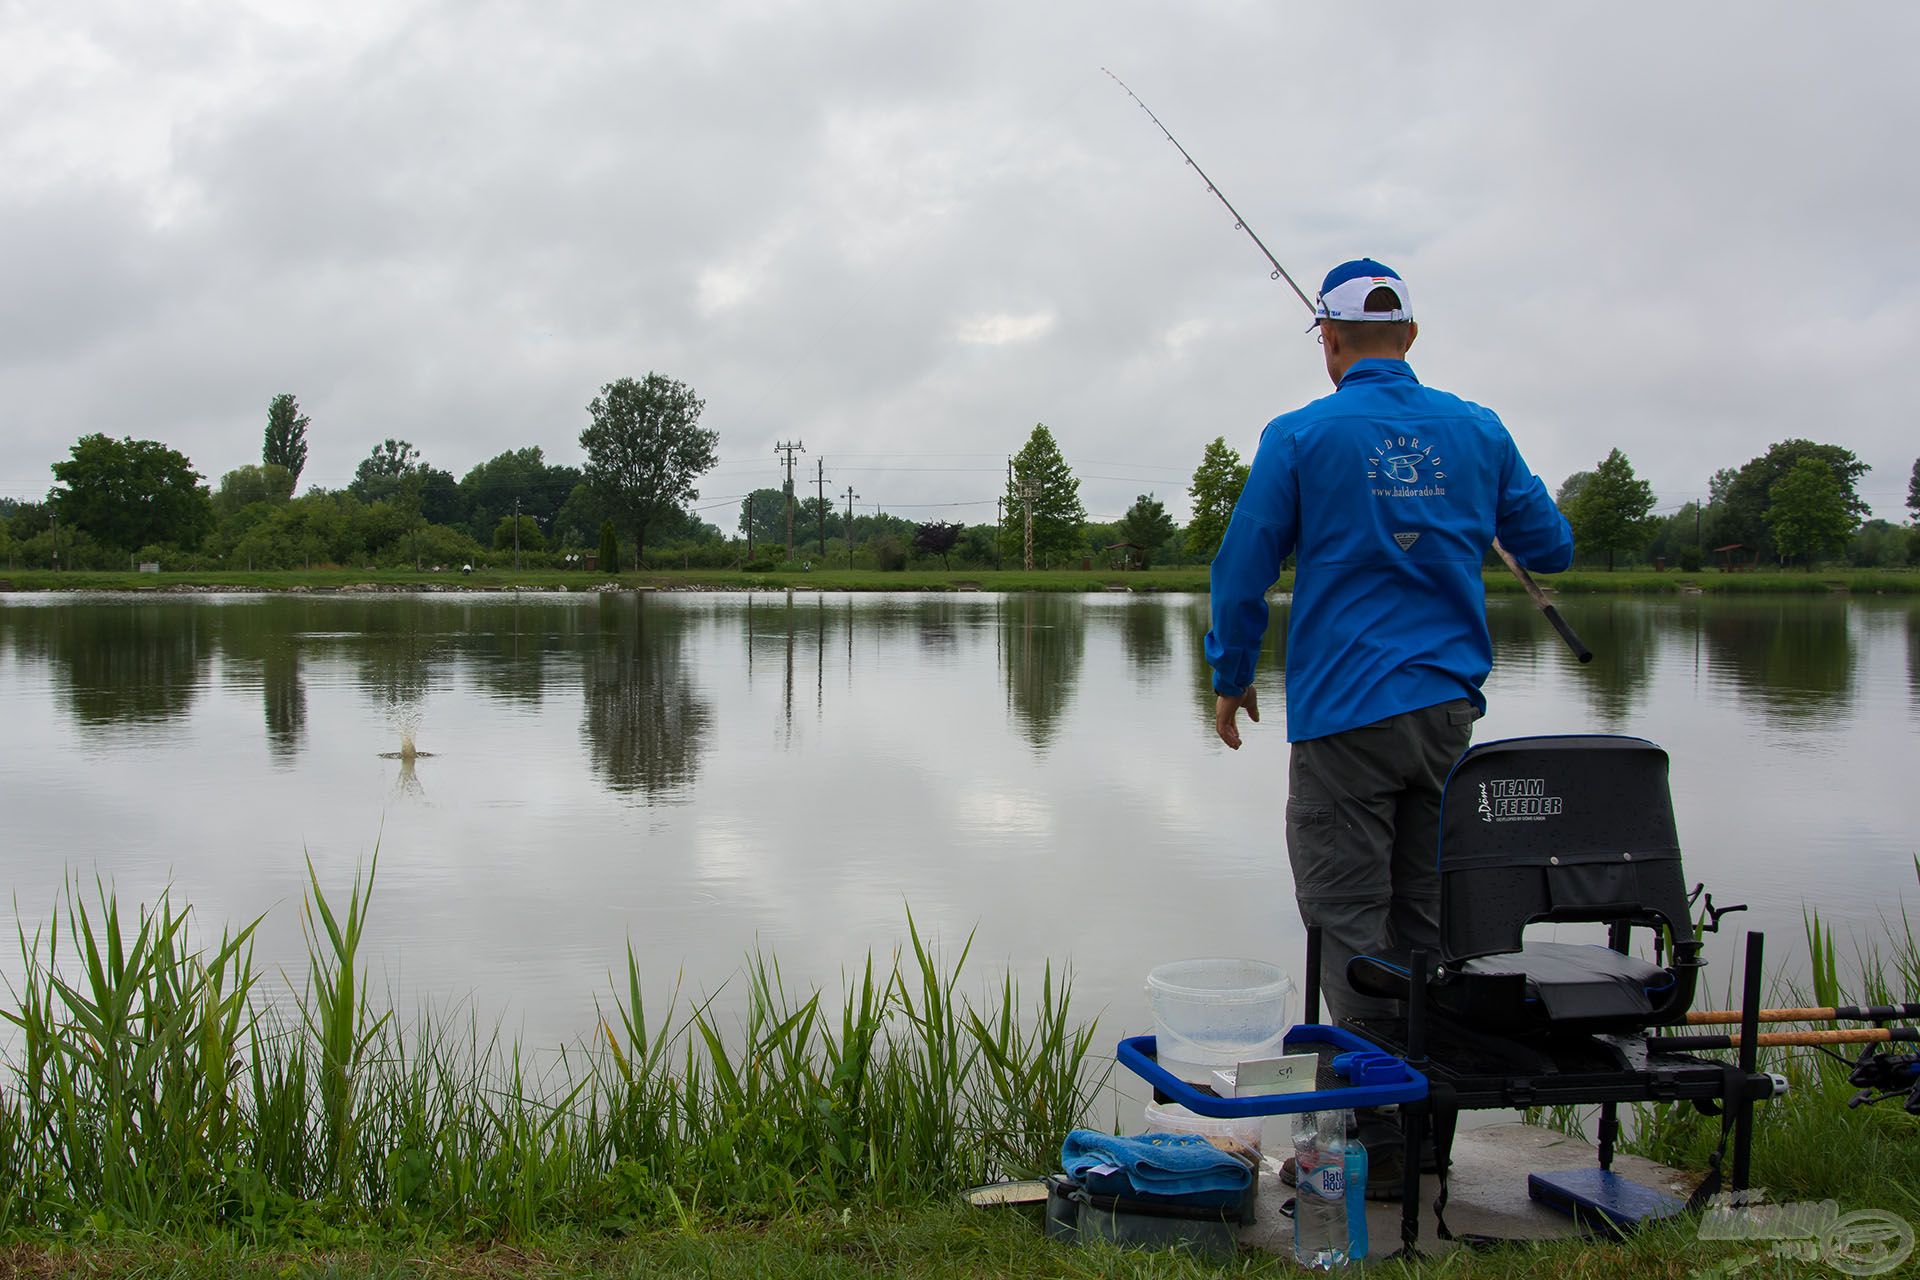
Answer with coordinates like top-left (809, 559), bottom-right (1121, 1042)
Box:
top-left (1102, 69), bottom-right (1594, 664)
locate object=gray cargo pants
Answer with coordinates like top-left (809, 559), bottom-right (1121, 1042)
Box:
top-left (1285, 698), bottom-right (1479, 1027)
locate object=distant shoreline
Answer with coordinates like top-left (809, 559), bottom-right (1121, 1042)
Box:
top-left (2, 567), bottom-right (1915, 595)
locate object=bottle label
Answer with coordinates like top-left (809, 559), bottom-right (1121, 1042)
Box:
top-left (1306, 1164), bottom-right (1345, 1200)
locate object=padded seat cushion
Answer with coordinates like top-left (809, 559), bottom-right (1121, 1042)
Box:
top-left (1457, 941), bottom-right (1671, 1023)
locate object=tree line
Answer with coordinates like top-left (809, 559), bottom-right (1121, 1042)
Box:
top-left (4, 377), bottom-right (1912, 574)
top-left (0, 381), bottom-right (1254, 574)
top-left (2, 375), bottom-right (724, 573)
top-left (1556, 440), bottom-right (1917, 571)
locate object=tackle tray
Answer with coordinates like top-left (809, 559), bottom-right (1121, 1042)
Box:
top-left (1117, 1023), bottom-right (1428, 1117)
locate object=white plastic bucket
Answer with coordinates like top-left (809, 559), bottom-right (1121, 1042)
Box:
top-left (1145, 958), bottom-right (1295, 1084)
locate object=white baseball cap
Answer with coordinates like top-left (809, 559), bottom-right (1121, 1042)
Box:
top-left (1311, 258), bottom-right (1411, 326)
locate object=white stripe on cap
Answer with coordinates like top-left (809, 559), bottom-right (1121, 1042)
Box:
top-left (1313, 274), bottom-right (1411, 322)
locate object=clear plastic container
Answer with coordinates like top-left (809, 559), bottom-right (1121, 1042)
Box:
top-left (1141, 1101), bottom-right (1264, 1157)
top-left (1144, 958), bottom-right (1295, 1083)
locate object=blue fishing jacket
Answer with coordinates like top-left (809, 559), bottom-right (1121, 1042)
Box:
top-left (1204, 358), bottom-right (1573, 742)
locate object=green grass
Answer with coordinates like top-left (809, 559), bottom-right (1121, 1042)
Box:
top-left (4, 565), bottom-right (1916, 595)
top-left (0, 868), bottom-right (1105, 1242)
top-left (0, 1204), bottom-right (1826, 1279)
top-left (2, 864), bottom-right (1916, 1278)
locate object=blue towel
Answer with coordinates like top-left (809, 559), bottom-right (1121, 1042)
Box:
top-left (1060, 1129), bottom-right (1254, 1202)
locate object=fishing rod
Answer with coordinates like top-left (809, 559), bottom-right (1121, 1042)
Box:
top-left (1103, 69), bottom-right (1594, 664)
top-left (1650, 1026), bottom-right (1919, 1052)
top-left (1682, 1002), bottom-right (1920, 1027)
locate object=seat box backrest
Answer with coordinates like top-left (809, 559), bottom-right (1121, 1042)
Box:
top-left (1438, 735), bottom-right (1693, 963)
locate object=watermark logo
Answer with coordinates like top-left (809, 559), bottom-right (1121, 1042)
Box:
top-left (1691, 1189), bottom-right (1914, 1277)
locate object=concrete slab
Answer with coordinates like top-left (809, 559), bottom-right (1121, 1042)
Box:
top-left (1237, 1121), bottom-right (1695, 1259)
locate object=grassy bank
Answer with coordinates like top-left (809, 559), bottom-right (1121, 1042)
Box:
top-left (2, 565), bottom-right (1916, 595)
top-left (0, 863), bottom-right (1101, 1242)
top-left (2, 865), bottom-right (1915, 1277)
top-left (0, 1208), bottom-right (1775, 1279)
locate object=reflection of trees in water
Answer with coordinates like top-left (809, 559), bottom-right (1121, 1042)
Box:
top-left (346, 599), bottom-right (447, 722)
top-left (1486, 598), bottom-right (1556, 676)
top-left (458, 597), bottom-right (583, 708)
top-left (1906, 603), bottom-right (1920, 715)
top-left (999, 594), bottom-right (1086, 749)
top-left (1116, 599), bottom-right (1171, 681)
top-left (914, 598), bottom-right (962, 662)
top-left (1559, 599), bottom-right (1659, 729)
top-left (216, 599), bottom-right (310, 764)
top-left (582, 594), bottom-right (712, 802)
top-left (1702, 598), bottom-right (1855, 718)
top-left (1183, 594), bottom-right (1287, 720)
top-left (3, 602), bottom-right (214, 727)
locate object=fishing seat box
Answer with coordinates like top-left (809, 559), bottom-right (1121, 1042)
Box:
top-left (1042, 1173), bottom-right (1253, 1262)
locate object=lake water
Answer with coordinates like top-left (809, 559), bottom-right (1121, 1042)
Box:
top-left (1, 590), bottom-right (1915, 1060)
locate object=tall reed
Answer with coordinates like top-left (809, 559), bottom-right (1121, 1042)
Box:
top-left (0, 869), bottom-right (1107, 1240)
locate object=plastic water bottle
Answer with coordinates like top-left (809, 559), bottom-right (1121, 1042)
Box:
top-left (1292, 1108), bottom-right (1351, 1268)
top-left (1344, 1136), bottom-right (1368, 1262)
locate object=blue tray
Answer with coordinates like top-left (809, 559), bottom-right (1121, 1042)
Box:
top-left (1118, 1024), bottom-right (1428, 1118)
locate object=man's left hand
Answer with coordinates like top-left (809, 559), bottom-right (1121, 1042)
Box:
top-left (1214, 688), bottom-right (1259, 750)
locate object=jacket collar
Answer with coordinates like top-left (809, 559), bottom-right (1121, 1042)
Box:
top-left (1337, 357), bottom-right (1419, 388)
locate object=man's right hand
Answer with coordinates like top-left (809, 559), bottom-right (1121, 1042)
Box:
top-left (1214, 687), bottom-right (1260, 750)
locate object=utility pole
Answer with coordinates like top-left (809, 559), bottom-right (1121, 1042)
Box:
top-left (775, 440), bottom-right (805, 562)
top-left (513, 495), bottom-right (521, 571)
top-left (843, 485), bottom-right (859, 570)
top-left (816, 457), bottom-right (827, 560)
top-left (995, 496), bottom-right (1004, 571)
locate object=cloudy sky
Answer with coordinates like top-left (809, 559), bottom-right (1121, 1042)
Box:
top-left (3, 1), bottom-right (1914, 529)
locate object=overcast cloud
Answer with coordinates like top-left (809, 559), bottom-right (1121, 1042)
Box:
top-left (3, 1), bottom-right (1914, 527)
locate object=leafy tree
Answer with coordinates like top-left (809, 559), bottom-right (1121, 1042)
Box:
top-left (1555, 470), bottom-right (1595, 511)
top-left (1708, 467), bottom-right (1739, 507)
top-left (912, 520), bottom-right (963, 568)
top-left (580, 373), bottom-right (717, 566)
top-left (215, 464), bottom-right (295, 517)
top-left (956, 523), bottom-right (998, 567)
top-left (1720, 439), bottom-right (1870, 560)
top-left (1847, 519), bottom-right (1912, 569)
top-left (1186, 437), bottom-right (1250, 563)
top-left (553, 481), bottom-right (605, 549)
top-left (1644, 500), bottom-right (1706, 570)
top-left (493, 514), bottom-right (545, 553)
top-left (263, 393), bottom-right (310, 488)
top-left (599, 519), bottom-right (620, 574)
top-left (1764, 457), bottom-right (1855, 568)
top-left (999, 423), bottom-right (1086, 569)
top-left (460, 447), bottom-right (579, 540)
top-left (739, 488), bottom-right (788, 547)
top-left (797, 495), bottom-right (836, 554)
top-left (349, 439), bottom-right (422, 503)
top-left (418, 467), bottom-right (462, 527)
top-left (1567, 448), bottom-right (1655, 571)
top-left (51, 434), bottom-right (214, 552)
top-left (1114, 493), bottom-right (1176, 568)
top-left (1908, 457), bottom-right (1919, 523)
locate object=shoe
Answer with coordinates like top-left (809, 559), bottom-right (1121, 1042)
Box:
top-left (1363, 1145), bottom-right (1405, 1201)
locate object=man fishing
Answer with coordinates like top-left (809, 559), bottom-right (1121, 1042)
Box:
top-left (1203, 258), bottom-right (1573, 1194)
